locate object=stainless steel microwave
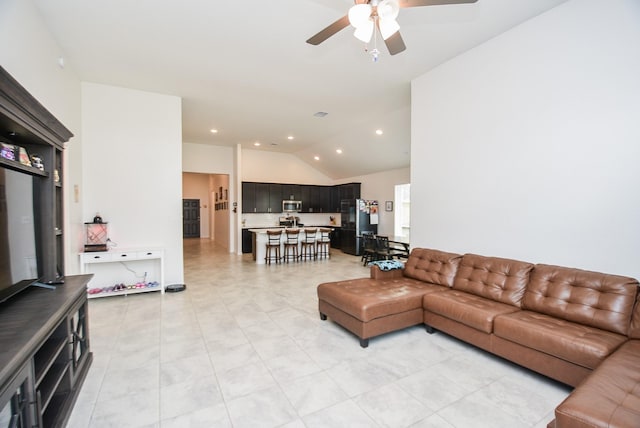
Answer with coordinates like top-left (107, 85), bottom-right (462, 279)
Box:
top-left (282, 200), bottom-right (302, 212)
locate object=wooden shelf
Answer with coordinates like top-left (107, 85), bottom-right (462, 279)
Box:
top-left (0, 156), bottom-right (47, 177)
top-left (33, 333), bottom-right (67, 386)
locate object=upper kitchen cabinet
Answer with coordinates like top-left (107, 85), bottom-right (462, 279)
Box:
top-left (242, 182), bottom-right (282, 213)
top-left (242, 181), bottom-right (359, 214)
top-left (339, 183), bottom-right (361, 201)
top-left (281, 184), bottom-right (301, 201)
top-left (268, 183), bottom-right (282, 213)
top-left (301, 185), bottom-right (330, 213)
top-left (242, 182), bottom-right (257, 213)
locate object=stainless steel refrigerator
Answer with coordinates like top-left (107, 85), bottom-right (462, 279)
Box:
top-left (340, 199), bottom-right (378, 256)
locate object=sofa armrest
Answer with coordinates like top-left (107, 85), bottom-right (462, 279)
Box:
top-left (370, 265), bottom-right (405, 280)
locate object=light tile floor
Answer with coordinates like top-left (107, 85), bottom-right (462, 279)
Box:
top-left (67, 239), bottom-right (571, 428)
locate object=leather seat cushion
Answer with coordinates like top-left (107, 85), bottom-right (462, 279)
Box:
top-left (494, 311), bottom-right (627, 369)
top-left (554, 340), bottom-right (640, 427)
top-left (317, 278), bottom-right (445, 322)
top-left (423, 290), bottom-right (520, 333)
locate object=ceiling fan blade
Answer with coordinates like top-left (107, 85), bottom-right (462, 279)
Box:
top-left (384, 31), bottom-right (406, 55)
top-left (398, 0), bottom-right (478, 8)
top-left (306, 15), bottom-right (350, 45)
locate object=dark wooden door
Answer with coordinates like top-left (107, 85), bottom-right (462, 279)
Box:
top-left (182, 199), bottom-right (200, 238)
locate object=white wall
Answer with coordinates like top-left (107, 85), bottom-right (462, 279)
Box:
top-left (82, 82), bottom-right (184, 284)
top-left (242, 149), bottom-right (334, 184)
top-left (183, 142), bottom-right (234, 175)
top-left (0, 0), bottom-right (84, 274)
top-left (411, 0), bottom-right (640, 278)
top-left (338, 167), bottom-right (410, 237)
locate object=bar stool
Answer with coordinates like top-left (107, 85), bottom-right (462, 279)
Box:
top-left (316, 228), bottom-right (331, 259)
top-left (265, 230), bottom-right (282, 264)
top-left (283, 229), bottom-right (300, 263)
top-left (300, 228), bottom-right (317, 261)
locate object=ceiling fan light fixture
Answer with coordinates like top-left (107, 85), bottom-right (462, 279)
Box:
top-left (353, 19), bottom-right (374, 43)
top-left (379, 18), bottom-right (400, 40)
top-left (377, 0), bottom-right (399, 20)
top-left (348, 4), bottom-right (372, 28)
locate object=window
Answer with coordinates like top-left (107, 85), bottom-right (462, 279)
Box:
top-left (394, 183), bottom-right (410, 239)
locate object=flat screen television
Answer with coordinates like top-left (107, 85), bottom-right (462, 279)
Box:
top-left (0, 167), bottom-right (40, 303)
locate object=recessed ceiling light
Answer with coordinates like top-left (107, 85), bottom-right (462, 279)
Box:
top-left (375, 129), bottom-right (383, 135)
top-left (314, 156), bottom-right (320, 161)
top-left (336, 149), bottom-right (343, 154)
top-left (314, 112), bottom-right (328, 118)
top-left (287, 136), bottom-right (294, 140)
top-left (210, 129), bottom-right (218, 133)
top-left (254, 142), bottom-right (261, 146)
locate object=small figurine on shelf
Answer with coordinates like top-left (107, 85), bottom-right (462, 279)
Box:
top-left (30, 154), bottom-right (44, 170)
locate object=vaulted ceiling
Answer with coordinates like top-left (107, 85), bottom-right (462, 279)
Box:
top-left (34, 0), bottom-right (567, 179)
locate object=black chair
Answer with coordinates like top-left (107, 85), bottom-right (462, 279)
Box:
top-left (389, 241), bottom-right (410, 259)
top-left (375, 235), bottom-right (404, 260)
top-left (361, 233), bottom-right (378, 266)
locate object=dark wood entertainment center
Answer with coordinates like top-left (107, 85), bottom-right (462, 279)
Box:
top-left (0, 66), bottom-right (92, 427)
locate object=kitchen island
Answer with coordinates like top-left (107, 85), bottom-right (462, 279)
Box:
top-left (249, 227), bottom-right (333, 264)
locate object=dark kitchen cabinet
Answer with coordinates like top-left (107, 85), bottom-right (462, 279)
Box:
top-left (255, 183), bottom-right (270, 213)
top-left (268, 184), bottom-right (282, 213)
top-left (301, 185), bottom-right (332, 213)
top-left (300, 186), bottom-right (310, 212)
top-left (330, 227), bottom-right (341, 249)
top-left (281, 184), bottom-right (301, 201)
top-left (242, 182), bottom-right (257, 213)
top-left (242, 181), bottom-right (359, 214)
top-left (242, 229), bottom-right (252, 253)
top-left (330, 186), bottom-right (341, 212)
top-left (308, 186), bottom-right (320, 212)
top-left (242, 182), bottom-right (282, 213)
top-left (339, 183), bottom-right (361, 201)
top-left (318, 186), bottom-right (331, 212)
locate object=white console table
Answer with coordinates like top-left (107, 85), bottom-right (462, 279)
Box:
top-left (79, 249), bottom-right (165, 298)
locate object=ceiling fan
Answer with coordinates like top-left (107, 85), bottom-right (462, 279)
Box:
top-left (307, 0), bottom-right (478, 57)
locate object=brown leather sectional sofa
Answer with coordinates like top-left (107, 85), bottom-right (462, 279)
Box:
top-left (317, 248), bottom-right (640, 428)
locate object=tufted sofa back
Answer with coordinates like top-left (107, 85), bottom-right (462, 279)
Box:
top-left (403, 248), bottom-right (462, 287)
top-left (453, 254), bottom-right (534, 307)
top-left (523, 264), bottom-right (639, 336)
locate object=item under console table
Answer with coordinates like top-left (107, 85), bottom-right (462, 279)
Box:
top-left (80, 249), bottom-right (165, 298)
top-left (0, 274), bottom-right (93, 428)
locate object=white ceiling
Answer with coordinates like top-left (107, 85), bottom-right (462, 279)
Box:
top-left (33, 0), bottom-right (567, 179)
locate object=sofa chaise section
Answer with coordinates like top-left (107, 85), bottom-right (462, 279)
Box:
top-left (317, 248), bottom-right (462, 347)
